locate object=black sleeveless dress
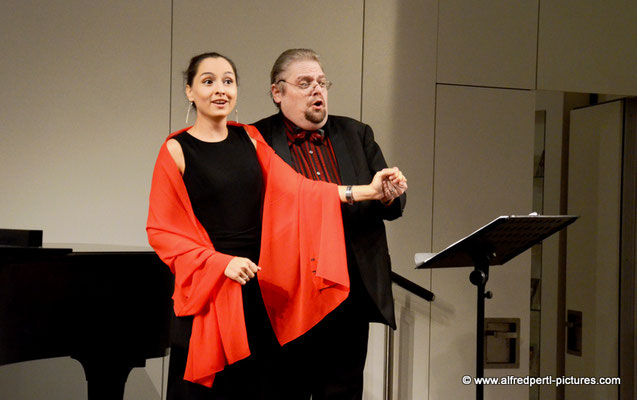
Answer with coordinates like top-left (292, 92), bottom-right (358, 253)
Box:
top-left (167, 126), bottom-right (278, 400)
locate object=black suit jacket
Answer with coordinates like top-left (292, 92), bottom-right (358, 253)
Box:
top-left (252, 113), bottom-right (405, 328)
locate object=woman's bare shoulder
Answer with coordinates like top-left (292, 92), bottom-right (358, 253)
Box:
top-left (166, 138), bottom-right (185, 173)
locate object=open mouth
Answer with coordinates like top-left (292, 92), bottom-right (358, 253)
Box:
top-left (311, 99), bottom-right (323, 108)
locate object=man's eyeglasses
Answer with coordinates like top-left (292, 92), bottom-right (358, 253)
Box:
top-left (277, 79), bottom-right (333, 91)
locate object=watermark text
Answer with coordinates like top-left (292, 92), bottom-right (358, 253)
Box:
top-left (461, 375), bottom-right (621, 387)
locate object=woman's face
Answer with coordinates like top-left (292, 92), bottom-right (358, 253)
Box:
top-left (186, 57), bottom-right (237, 122)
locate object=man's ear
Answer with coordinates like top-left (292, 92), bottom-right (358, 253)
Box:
top-left (271, 83), bottom-right (282, 104)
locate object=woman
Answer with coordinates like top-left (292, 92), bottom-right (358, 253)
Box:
top-left (147, 52), bottom-right (407, 399)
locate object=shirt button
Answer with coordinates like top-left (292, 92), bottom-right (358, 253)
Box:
top-left (316, 171), bottom-right (321, 176)
top-left (309, 150), bottom-right (314, 154)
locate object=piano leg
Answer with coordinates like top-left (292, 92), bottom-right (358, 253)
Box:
top-left (72, 355), bottom-right (146, 400)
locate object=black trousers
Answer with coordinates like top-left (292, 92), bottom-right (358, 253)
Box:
top-left (273, 250), bottom-right (380, 400)
top-left (277, 296), bottom-right (371, 400)
top-left (167, 276), bottom-right (283, 400)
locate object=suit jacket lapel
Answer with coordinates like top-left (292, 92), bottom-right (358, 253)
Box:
top-left (272, 113), bottom-right (293, 167)
top-left (271, 114), bottom-right (294, 166)
top-left (327, 119), bottom-right (357, 185)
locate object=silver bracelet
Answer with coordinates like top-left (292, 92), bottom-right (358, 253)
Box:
top-left (345, 185), bottom-right (354, 205)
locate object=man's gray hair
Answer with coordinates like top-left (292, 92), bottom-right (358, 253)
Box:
top-left (269, 48), bottom-right (324, 108)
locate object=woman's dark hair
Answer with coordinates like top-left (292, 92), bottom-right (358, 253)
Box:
top-left (183, 52), bottom-right (239, 87)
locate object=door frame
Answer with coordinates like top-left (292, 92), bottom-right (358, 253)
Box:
top-left (620, 97), bottom-right (637, 400)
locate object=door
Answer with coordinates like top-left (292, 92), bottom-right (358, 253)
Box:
top-left (566, 100), bottom-right (623, 399)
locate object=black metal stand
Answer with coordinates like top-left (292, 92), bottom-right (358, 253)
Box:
top-left (468, 252), bottom-right (493, 400)
top-left (391, 271), bottom-right (435, 302)
top-left (416, 215), bottom-right (578, 400)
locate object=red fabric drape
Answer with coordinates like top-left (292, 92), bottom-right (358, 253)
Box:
top-left (147, 123), bottom-right (349, 387)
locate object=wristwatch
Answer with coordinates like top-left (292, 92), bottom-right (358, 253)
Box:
top-left (345, 185), bottom-right (354, 205)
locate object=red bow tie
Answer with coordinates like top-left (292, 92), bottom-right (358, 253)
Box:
top-left (292, 128), bottom-right (325, 145)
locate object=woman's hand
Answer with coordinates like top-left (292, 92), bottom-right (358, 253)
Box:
top-left (224, 257), bottom-right (260, 285)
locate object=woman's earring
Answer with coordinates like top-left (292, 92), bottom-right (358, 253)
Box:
top-left (185, 101), bottom-right (193, 124)
top-left (234, 107), bottom-right (239, 123)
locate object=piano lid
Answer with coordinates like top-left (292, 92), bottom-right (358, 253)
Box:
top-left (44, 243), bottom-right (154, 253)
top-left (0, 229), bottom-right (43, 247)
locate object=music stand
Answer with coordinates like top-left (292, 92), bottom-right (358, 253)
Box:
top-left (416, 214), bottom-right (578, 400)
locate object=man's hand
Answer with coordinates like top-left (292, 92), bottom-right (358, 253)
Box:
top-left (374, 167), bottom-right (407, 203)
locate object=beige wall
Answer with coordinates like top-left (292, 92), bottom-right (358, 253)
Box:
top-left (362, 0), bottom-right (436, 295)
top-left (538, 0), bottom-right (637, 95)
top-left (2, 1), bottom-right (637, 399)
top-left (171, 0), bottom-right (364, 130)
top-left (431, 85), bottom-right (535, 399)
top-left (361, 1), bottom-right (437, 397)
top-left (437, 0), bottom-right (539, 89)
top-left (0, 1), bottom-right (171, 397)
top-left (0, 0), bottom-right (171, 247)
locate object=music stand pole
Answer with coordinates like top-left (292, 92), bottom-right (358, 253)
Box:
top-left (468, 251), bottom-right (493, 400)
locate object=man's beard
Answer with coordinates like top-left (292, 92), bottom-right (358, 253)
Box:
top-left (304, 108), bottom-right (327, 124)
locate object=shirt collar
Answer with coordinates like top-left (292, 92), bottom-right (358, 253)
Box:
top-left (283, 114), bottom-right (327, 146)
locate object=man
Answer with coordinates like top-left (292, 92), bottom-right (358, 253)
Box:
top-left (253, 48), bottom-right (406, 399)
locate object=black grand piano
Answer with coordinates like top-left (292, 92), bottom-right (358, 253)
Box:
top-left (0, 229), bottom-right (173, 400)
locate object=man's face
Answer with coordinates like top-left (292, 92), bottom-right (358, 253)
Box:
top-left (272, 60), bottom-right (328, 130)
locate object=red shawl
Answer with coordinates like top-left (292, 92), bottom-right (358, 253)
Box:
top-left (146, 122), bottom-right (349, 387)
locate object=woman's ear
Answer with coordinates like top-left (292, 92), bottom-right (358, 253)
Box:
top-left (185, 85), bottom-right (193, 102)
